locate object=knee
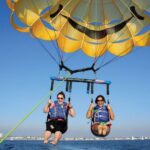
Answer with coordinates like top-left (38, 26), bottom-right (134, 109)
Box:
top-left (103, 126), bottom-right (110, 135)
top-left (45, 131), bottom-right (51, 136)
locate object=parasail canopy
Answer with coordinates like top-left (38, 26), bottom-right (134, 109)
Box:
top-left (6, 0), bottom-right (150, 73)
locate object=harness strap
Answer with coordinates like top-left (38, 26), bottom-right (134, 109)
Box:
top-left (47, 117), bottom-right (66, 121)
top-left (106, 84), bottom-right (110, 104)
top-left (91, 83), bottom-right (94, 94)
top-left (66, 81), bottom-right (69, 92)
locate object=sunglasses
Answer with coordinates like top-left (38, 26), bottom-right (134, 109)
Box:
top-left (97, 99), bottom-right (104, 101)
top-left (57, 97), bottom-right (64, 100)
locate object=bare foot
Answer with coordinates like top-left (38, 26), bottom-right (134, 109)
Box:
top-left (50, 139), bottom-right (58, 145)
top-left (44, 140), bottom-right (48, 144)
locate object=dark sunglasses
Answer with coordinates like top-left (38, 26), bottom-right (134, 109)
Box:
top-left (57, 97), bottom-right (64, 100)
top-left (97, 99), bottom-right (104, 101)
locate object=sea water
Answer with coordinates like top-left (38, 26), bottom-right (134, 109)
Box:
top-left (0, 140), bottom-right (150, 150)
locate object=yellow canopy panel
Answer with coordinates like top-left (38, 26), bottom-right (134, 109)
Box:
top-left (7, 0), bottom-right (150, 57)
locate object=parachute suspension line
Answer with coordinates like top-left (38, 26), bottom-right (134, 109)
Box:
top-left (35, 39), bottom-right (59, 65)
top-left (93, 0), bottom-right (147, 70)
top-left (30, 0), bottom-right (61, 65)
top-left (94, 15), bottom-right (139, 69)
top-left (94, 37), bottom-right (132, 71)
top-left (90, 0), bottom-right (114, 72)
top-left (82, 0), bottom-right (97, 75)
top-left (58, 0), bottom-right (92, 74)
top-left (46, 0), bottom-right (75, 66)
top-left (80, 0), bottom-right (91, 50)
top-left (57, 0), bottom-right (99, 74)
top-left (56, 41), bottom-right (64, 64)
top-left (54, 1), bottom-right (80, 64)
top-left (0, 72), bottom-right (72, 144)
top-left (63, 51), bottom-right (78, 63)
top-left (96, 55), bottom-right (120, 70)
top-left (96, 29), bottom-right (148, 70)
top-left (92, 0), bottom-right (108, 67)
top-left (56, 0), bottom-right (82, 70)
top-left (32, 0), bottom-right (75, 66)
top-left (93, 0), bottom-right (119, 66)
top-left (93, 0), bottom-right (104, 66)
top-left (47, 20), bottom-right (64, 64)
top-left (95, 15), bottom-right (150, 70)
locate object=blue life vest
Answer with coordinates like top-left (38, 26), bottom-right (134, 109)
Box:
top-left (93, 105), bottom-right (109, 123)
top-left (49, 101), bottom-right (68, 120)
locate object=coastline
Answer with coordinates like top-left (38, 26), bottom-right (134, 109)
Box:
top-left (2, 136), bottom-right (150, 141)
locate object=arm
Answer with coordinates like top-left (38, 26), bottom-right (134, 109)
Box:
top-left (86, 103), bottom-right (94, 119)
top-left (68, 107), bottom-right (76, 117)
top-left (107, 104), bottom-right (115, 120)
top-left (68, 102), bottom-right (76, 117)
top-left (43, 99), bottom-right (53, 113)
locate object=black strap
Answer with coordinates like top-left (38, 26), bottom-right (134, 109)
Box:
top-left (106, 84), bottom-right (110, 95)
top-left (106, 84), bottom-right (110, 104)
top-left (68, 81), bottom-right (72, 93)
top-left (87, 83), bottom-right (90, 94)
top-left (66, 81), bottom-right (69, 92)
top-left (91, 83), bottom-right (94, 94)
top-left (46, 113), bottom-right (50, 122)
top-left (59, 61), bottom-right (99, 74)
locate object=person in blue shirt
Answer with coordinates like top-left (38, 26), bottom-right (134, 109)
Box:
top-left (86, 95), bottom-right (115, 136)
top-left (43, 91), bottom-right (76, 144)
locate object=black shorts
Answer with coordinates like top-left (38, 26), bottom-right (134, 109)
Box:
top-left (46, 119), bottom-right (67, 134)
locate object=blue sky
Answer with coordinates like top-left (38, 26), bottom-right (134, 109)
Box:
top-left (0, 1), bottom-right (150, 138)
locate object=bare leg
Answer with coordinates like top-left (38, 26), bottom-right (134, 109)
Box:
top-left (98, 125), bottom-right (103, 135)
top-left (92, 123), bottom-right (102, 135)
top-left (92, 124), bottom-right (98, 134)
top-left (51, 131), bottom-right (62, 145)
top-left (44, 131), bottom-right (51, 144)
top-left (102, 126), bottom-right (109, 136)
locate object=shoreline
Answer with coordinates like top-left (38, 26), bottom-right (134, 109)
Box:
top-left (2, 136), bottom-right (150, 141)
